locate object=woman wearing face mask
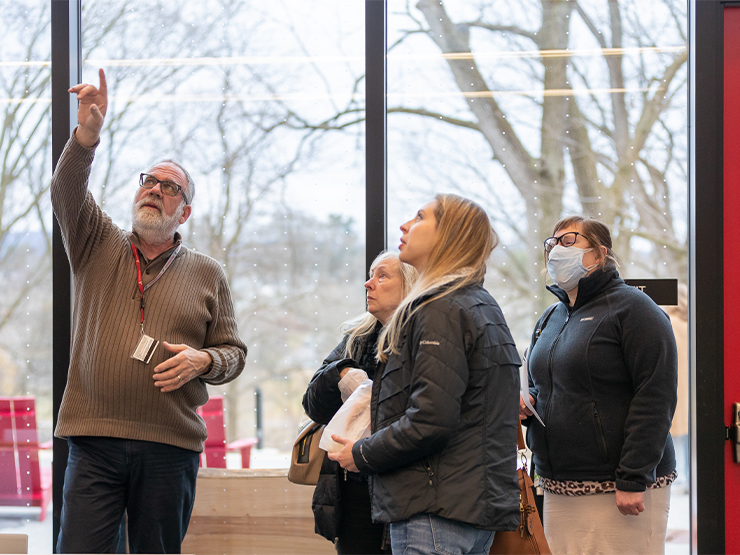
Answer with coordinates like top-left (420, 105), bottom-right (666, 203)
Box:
top-left (329, 194), bottom-right (521, 555)
top-left (303, 251), bottom-right (417, 554)
top-left (520, 216), bottom-right (678, 555)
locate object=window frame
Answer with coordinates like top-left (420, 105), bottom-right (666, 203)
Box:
top-left (50, 0), bottom-right (388, 547)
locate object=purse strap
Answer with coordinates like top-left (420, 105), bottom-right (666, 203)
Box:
top-left (519, 304), bottom-right (556, 452)
top-left (517, 420), bottom-right (526, 451)
top-left (533, 303), bottom-right (558, 343)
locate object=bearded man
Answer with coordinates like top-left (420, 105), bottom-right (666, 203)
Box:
top-left (51, 69), bottom-right (247, 554)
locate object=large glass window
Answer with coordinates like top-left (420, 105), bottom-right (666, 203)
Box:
top-left (0, 2), bottom-right (53, 553)
top-left (78, 0), bottom-right (366, 466)
top-left (0, 0), bottom-right (694, 551)
top-left (387, 0), bottom-right (688, 551)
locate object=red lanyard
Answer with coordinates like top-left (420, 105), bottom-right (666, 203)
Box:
top-left (130, 241), bottom-right (181, 329)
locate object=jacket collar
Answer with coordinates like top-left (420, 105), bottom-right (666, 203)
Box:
top-left (546, 265), bottom-right (623, 310)
top-left (414, 273), bottom-right (483, 305)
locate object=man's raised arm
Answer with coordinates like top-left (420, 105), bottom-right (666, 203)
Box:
top-left (51, 68), bottom-right (112, 272)
top-left (70, 68), bottom-right (108, 147)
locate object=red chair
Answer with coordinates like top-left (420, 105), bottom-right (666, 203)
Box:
top-left (227, 437), bottom-right (259, 468)
top-left (0, 397), bottom-right (51, 521)
top-left (197, 397), bottom-right (227, 468)
top-left (196, 396), bottom-right (258, 469)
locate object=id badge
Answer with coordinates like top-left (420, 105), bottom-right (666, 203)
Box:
top-left (131, 333), bottom-right (159, 364)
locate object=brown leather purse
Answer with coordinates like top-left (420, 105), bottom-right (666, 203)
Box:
top-left (489, 422), bottom-right (551, 555)
top-left (287, 419), bottom-right (326, 485)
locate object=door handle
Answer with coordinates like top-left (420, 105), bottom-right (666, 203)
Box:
top-left (729, 402), bottom-right (740, 463)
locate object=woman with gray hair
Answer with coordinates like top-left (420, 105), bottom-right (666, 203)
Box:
top-left (302, 251), bottom-right (417, 554)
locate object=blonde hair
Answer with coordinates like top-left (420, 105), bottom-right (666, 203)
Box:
top-left (341, 252), bottom-right (418, 360)
top-left (377, 194), bottom-right (498, 362)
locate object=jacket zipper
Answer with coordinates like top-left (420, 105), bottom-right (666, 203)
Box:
top-left (425, 458), bottom-right (435, 486)
top-left (544, 311), bottom-right (570, 474)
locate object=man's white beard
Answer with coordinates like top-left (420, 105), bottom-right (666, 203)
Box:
top-left (132, 196), bottom-right (183, 245)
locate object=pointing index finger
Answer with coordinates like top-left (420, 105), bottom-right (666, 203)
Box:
top-left (98, 68), bottom-right (107, 95)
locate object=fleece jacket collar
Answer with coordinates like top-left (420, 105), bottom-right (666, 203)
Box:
top-left (546, 265), bottom-right (623, 311)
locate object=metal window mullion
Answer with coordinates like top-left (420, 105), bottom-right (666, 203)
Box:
top-left (51, 0), bottom-right (81, 550)
top-left (365, 0), bottom-right (387, 276)
top-left (690, 1), bottom-right (725, 554)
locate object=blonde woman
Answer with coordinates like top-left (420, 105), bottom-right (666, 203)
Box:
top-left (329, 194), bottom-right (521, 555)
top-left (303, 252), bottom-right (417, 554)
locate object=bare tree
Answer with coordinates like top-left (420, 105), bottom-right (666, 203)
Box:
top-left (77, 0), bottom-right (368, 446)
top-left (374, 0), bottom-right (687, 336)
top-left (0, 2), bottom-right (52, 336)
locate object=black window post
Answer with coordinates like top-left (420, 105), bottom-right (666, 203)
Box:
top-left (691, 1), bottom-right (725, 553)
top-left (51, 0), bottom-right (81, 550)
top-left (365, 0), bottom-right (387, 274)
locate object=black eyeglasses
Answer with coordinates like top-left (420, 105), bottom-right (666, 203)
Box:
top-left (139, 173), bottom-right (189, 205)
top-left (543, 231), bottom-right (591, 252)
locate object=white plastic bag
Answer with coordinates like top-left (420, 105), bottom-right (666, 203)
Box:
top-left (338, 368), bottom-right (369, 402)
top-left (319, 379), bottom-right (373, 453)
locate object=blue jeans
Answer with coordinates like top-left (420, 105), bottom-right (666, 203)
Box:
top-left (57, 436), bottom-right (199, 554)
top-left (390, 514), bottom-right (495, 555)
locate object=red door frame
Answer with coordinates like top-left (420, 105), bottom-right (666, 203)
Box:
top-left (693, 1), bottom-right (740, 553)
top-left (724, 7), bottom-right (740, 552)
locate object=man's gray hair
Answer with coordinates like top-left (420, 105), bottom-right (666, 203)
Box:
top-left (155, 159), bottom-right (195, 205)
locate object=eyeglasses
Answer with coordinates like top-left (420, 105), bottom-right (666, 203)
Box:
top-left (139, 173), bottom-right (189, 205)
top-left (543, 231), bottom-right (591, 252)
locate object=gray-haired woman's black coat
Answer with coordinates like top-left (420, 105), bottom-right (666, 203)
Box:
top-left (302, 325), bottom-right (380, 542)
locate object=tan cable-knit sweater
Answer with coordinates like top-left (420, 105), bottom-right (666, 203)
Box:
top-left (52, 133), bottom-right (247, 452)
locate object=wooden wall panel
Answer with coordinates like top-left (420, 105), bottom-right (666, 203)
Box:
top-left (182, 469), bottom-right (335, 555)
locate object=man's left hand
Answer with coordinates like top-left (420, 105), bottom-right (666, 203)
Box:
top-left (153, 342), bottom-right (212, 392)
top-left (327, 435), bottom-right (359, 472)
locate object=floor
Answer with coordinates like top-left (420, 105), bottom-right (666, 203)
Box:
top-left (0, 450), bottom-right (692, 554)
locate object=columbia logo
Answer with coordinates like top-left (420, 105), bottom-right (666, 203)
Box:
top-left (420, 340), bottom-right (440, 346)
top-left (580, 317), bottom-right (594, 322)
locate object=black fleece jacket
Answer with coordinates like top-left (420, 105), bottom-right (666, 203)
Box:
top-left (526, 266), bottom-right (677, 492)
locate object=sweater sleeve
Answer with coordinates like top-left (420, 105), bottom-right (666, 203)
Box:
top-left (302, 336), bottom-right (355, 425)
top-left (352, 302), bottom-right (471, 474)
top-left (614, 293), bottom-right (678, 491)
top-left (199, 269), bottom-right (247, 385)
top-left (50, 130), bottom-right (112, 273)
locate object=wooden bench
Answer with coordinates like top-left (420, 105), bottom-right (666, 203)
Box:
top-left (0, 533), bottom-right (28, 554)
top-left (182, 469), bottom-right (333, 555)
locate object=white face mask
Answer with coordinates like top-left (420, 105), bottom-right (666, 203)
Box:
top-left (547, 245), bottom-right (598, 291)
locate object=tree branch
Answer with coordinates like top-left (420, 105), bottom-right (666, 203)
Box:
top-left (415, 0), bottom-right (538, 200)
top-left (464, 21), bottom-right (538, 44)
top-left (387, 107), bottom-right (479, 130)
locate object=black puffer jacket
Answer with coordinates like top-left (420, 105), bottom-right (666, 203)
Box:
top-left (526, 266), bottom-right (677, 492)
top-left (352, 283), bottom-right (521, 530)
top-left (302, 325), bottom-right (380, 541)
